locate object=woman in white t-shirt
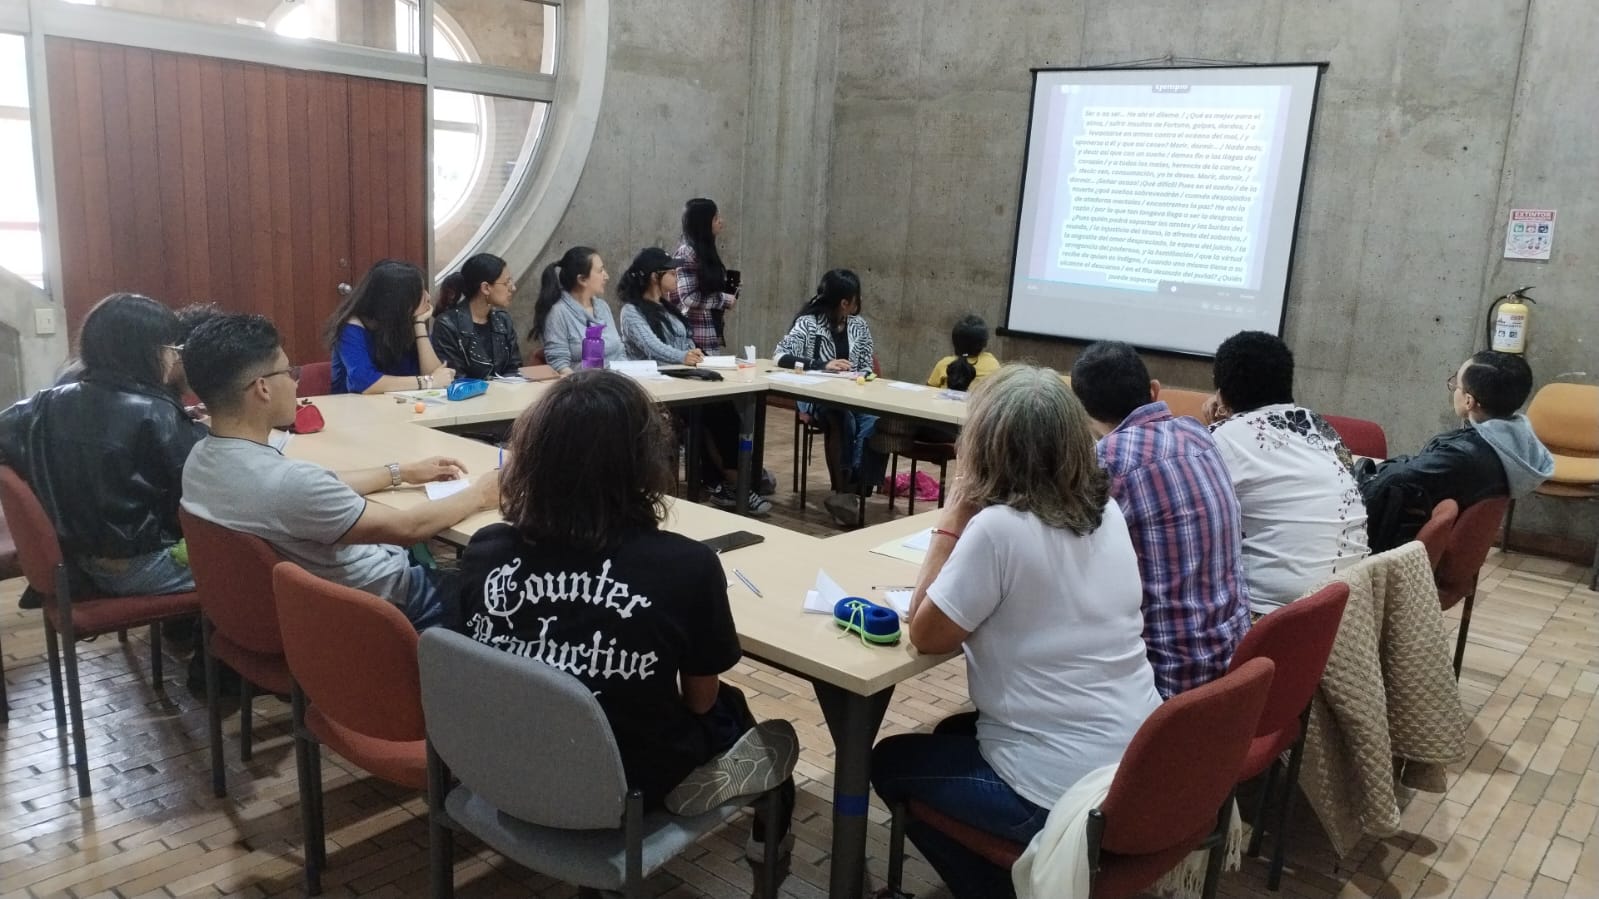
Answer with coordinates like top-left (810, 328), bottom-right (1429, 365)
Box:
top-left (1202, 331), bottom-right (1369, 613)
top-left (870, 364), bottom-right (1162, 899)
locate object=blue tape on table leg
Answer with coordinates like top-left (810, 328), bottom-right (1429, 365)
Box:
top-left (835, 793), bottom-right (870, 816)
top-left (740, 438), bottom-right (754, 451)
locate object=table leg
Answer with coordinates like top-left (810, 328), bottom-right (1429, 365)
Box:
top-left (814, 681), bottom-right (895, 898)
top-left (684, 405), bottom-right (704, 502)
top-left (735, 393), bottom-right (756, 516)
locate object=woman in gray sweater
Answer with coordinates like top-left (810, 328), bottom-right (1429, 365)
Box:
top-left (530, 246), bottom-right (622, 374)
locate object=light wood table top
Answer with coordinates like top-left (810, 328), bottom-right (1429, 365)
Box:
top-left (757, 370), bottom-right (969, 425)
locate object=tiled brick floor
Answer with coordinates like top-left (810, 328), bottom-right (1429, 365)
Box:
top-left (1, 420), bottom-right (1594, 898)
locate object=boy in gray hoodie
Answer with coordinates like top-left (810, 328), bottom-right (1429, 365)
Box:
top-left (1357, 350), bottom-right (1555, 552)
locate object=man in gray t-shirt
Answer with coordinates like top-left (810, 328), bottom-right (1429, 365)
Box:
top-left (178, 314), bottom-right (498, 629)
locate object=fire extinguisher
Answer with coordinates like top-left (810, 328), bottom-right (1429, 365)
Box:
top-left (1485, 286), bottom-right (1536, 354)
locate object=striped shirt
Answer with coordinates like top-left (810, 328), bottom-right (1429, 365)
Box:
top-left (1097, 401), bottom-right (1252, 698)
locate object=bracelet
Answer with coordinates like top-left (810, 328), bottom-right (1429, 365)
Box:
top-left (931, 527), bottom-right (962, 541)
top-left (416, 375), bottom-right (424, 389)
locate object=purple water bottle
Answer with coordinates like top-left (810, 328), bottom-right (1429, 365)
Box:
top-left (581, 323), bottom-right (606, 369)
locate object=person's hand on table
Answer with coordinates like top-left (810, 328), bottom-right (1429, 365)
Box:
top-left (683, 348), bottom-right (705, 366)
top-left (403, 456), bottom-right (467, 483)
top-left (430, 366), bottom-right (456, 387)
top-left (824, 358), bottom-right (852, 373)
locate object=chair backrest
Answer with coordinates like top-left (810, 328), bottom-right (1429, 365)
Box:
top-left (297, 361), bottom-right (333, 398)
top-left (179, 508), bottom-right (285, 655)
top-left (1158, 387), bottom-right (1209, 422)
top-left (1415, 500), bottom-right (1459, 570)
top-left (1527, 383), bottom-right (1599, 456)
top-left (1323, 414), bottom-right (1389, 459)
top-left (418, 628), bottom-right (627, 829)
top-left (1436, 496), bottom-right (1509, 608)
top-left (1096, 657), bottom-right (1274, 857)
top-left (1227, 584), bottom-right (1349, 740)
top-left (0, 465), bottom-right (63, 594)
top-left (272, 561), bottom-right (425, 742)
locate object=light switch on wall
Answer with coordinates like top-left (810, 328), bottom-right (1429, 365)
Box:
top-left (33, 307), bottom-right (57, 336)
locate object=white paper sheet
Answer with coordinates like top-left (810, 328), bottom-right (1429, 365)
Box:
top-left (802, 568), bottom-right (850, 614)
top-left (608, 360), bottom-right (667, 380)
top-left (700, 355), bottom-right (738, 369)
top-left (424, 479), bottom-right (472, 501)
top-left (886, 381), bottom-right (925, 391)
top-left (902, 528), bottom-right (933, 551)
top-left (768, 372), bottom-right (828, 387)
top-left (884, 589), bottom-right (913, 618)
top-left (870, 528), bottom-right (932, 565)
top-left (491, 373), bottom-right (530, 383)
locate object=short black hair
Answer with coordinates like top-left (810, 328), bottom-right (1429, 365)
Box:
top-left (182, 313), bottom-right (282, 414)
top-left (1213, 331), bottom-right (1295, 413)
top-left (1071, 341), bottom-right (1154, 424)
top-left (175, 302), bottom-right (224, 343)
top-left (1461, 350), bottom-right (1534, 417)
top-left (951, 315), bottom-right (989, 357)
top-left (79, 293), bottom-right (182, 389)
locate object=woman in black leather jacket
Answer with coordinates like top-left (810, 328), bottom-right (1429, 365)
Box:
top-left (431, 253), bottom-right (523, 380)
top-left (0, 294), bottom-right (207, 596)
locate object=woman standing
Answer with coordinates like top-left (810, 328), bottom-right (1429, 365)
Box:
top-left (670, 198), bottom-right (736, 354)
top-left (869, 365), bottom-right (1162, 899)
top-left (326, 259), bottom-right (455, 394)
top-left (773, 268), bottom-right (883, 526)
top-left (432, 253), bottom-right (523, 379)
top-left (530, 246), bottom-right (621, 375)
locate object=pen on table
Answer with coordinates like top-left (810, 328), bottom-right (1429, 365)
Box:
top-left (733, 569), bottom-right (763, 598)
top-left (872, 585), bottom-right (914, 591)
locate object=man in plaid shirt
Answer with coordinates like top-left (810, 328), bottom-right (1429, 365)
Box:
top-left (1071, 342), bottom-right (1251, 698)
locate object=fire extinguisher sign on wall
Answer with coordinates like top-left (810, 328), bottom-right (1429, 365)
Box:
top-left (1503, 208), bottom-right (1556, 261)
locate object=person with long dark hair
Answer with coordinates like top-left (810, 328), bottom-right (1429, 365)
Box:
top-left (530, 246), bottom-right (621, 375)
top-left (0, 293), bottom-right (208, 596)
top-left (772, 268), bottom-right (886, 526)
top-left (670, 198), bottom-right (736, 354)
top-left (455, 369), bottom-right (797, 877)
top-left (927, 315), bottom-right (1000, 392)
top-left (617, 247), bottom-right (774, 515)
top-left (431, 253), bottom-right (523, 380)
top-left (325, 259), bottom-right (455, 394)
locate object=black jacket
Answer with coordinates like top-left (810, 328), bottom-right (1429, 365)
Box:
top-left (1356, 426), bottom-right (1508, 553)
top-left (431, 305), bottom-right (523, 379)
top-left (0, 376), bottom-right (207, 561)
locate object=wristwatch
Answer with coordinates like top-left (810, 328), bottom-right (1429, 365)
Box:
top-left (386, 462), bottom-right (402, 488)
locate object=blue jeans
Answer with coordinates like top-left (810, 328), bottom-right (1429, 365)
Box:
top-left (871, 713), bottom-right (1049, 899)
top-left (401, 564), bottom-right (448, 631)
top-left (798, 402), bottom-right (887, 493)
top-left (80, 546), bottom-right (195, 596)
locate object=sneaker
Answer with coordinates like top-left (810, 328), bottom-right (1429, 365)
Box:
top-left (744, 491), bottom-right (774, 517)
top-left (665, 720), bottom-right (800, 817)
top-left (709, 483), bottom-right (774, 517)
top-left (708, 482), bottom-right (738, 509)
top-left (824, 492), bottom-right (861, 527)
top-left (756, 469), bottom-right (778, 497)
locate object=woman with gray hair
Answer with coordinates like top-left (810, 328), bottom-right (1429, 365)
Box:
top-left (869, 364), bottom-right (1162, 899)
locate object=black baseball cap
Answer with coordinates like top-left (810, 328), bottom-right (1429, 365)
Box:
top-left (630, 247), bottom-right (679, 273)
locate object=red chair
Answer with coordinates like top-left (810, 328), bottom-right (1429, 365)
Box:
top-left (0, 466), bottom-right (200, 796)
top-left (1416, 500), bottom-right (1459, 571)
top-left (179, 508), bottom-right (291, 798)
top-left (1437, 496), bottom-right (1510, 678)
top-left (273, 561), bottom-right (426, 895)
top-left (883, 658), bottom-right (1276, 899)
top-left (296, 361), bottom-right (333, 398)
top-left (0, 510), bottom-right (19, 723)
top-left (1322, 415), bottom-right (1388, 459)
top-left (1228, 583), bottom-right (1350, 890)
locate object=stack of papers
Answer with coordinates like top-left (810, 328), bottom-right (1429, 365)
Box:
top-left (608, 360), bottom-right (668, 381)
top-left (803, 569), bottom-right (848, 614)
top-left (769, 372), bottom-right (828, 387)
top-left (700, 355), bottom-right (739, 369)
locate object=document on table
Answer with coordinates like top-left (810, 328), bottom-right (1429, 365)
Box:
top-left (491, 373), bottom-right (530, 383)
top-left (885, 381), bottom-right (925, 391)
top-left (883, 589), bottom-right (913, 618)
top-left (608, 360), bottom-right (668, 380)
top-left (802, 568), bottom-right (849, 614)
top-left (870, 527), bottom-right (933, 565)
top-left (700, 355), bottom-right (738, 369)
top-left (768, 372), bottom-right (829, 387)
top-left (424, 479), bottom-right (472, 501)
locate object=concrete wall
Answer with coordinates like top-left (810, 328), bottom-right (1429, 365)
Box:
top-left (819, 0), bottom-right (1596, 549)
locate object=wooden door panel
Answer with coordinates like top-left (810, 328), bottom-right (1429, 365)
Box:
top-left (47, 38), bottom-right (426, 364)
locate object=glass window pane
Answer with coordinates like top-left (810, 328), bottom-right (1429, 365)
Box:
top-left (0, 33), bottom-right (27, 108)
top-left (433, 91), bottom-right (547, 273)
top-left (58, 0), bottom-right (421, 55)
top-left (0, 35), bottom-right (42, 288)
top-left (433, 0), bottom-right (555, 74)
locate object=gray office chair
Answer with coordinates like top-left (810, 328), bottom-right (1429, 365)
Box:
top-left (418, 629), bottom-right (784, 899)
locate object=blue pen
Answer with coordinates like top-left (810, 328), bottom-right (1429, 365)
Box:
top-left (498, 447), bottom-right (504, 469)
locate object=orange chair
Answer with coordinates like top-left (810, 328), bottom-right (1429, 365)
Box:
top-left (0, 466), bottom-right (200, 796)
top-left (1322, 415), bottom-right (1389, 460)
top-left (883, 658), bottom-right (1276, 899)
top-left (1507, 382), bottom-right (1599, 589)
top-left (1229, 583), bottom-right (1350, 890)
top-left (1438, 497), bottom-right (1511, 678)
top-left (1159, 387), bottom-right (1211, 422)
top-left (296, 361), bottom-right (333, 399)
top-left (179, 508), bottom-right (290, 798)
top-left (1416, 500), bottom-right (1460, 570)
top-left (273, 561), bottom-right (426, 895)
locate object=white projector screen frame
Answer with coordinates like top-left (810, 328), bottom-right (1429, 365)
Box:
top-left (1001, 64), bottom-right (1325, 357)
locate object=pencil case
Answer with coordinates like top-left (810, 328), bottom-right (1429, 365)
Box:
top-left (447, 379), bottom-right (489, 401)
top-left (834, 596), bottom-right (902, 645)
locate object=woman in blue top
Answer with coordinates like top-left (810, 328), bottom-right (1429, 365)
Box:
top-left (325, 259), bottom-right (456, 394)
top-left (529, 246), bottom-right (622, 375)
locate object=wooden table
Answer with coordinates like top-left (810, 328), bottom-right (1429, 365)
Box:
top-left (285, 391), bottom-right (955, 898)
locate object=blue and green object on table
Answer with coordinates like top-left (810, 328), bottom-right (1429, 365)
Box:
top-left (834, 596), bottom-right (901, 645)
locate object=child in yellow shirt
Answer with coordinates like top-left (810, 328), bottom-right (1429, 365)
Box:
top-left (926, 314), bottom-right (1001, 391)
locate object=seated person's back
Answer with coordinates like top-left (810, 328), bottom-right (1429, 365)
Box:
top-left (1206, 331), bottom-right (1368, 612)
top-left (180, 313), bottom-right (497, 630)
top-left (0, 293), bottom-right (207, 596)
top-left (1071, 341), bottom-right (1251, 698)
top-left (926, 314), bottom-right (1000, 391)
top-left (1358, 351), bottom-right (1554, 552)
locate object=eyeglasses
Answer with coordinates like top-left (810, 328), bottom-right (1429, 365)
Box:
top-left (248, 365), bottom-right (301, 389)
